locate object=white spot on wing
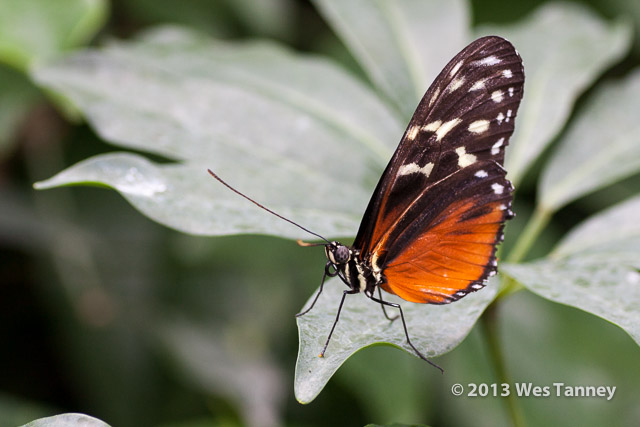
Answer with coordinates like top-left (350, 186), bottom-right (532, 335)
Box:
top-left (470, 79), bottom-right (486, 91)
top-left (497, 112), bottom-right (505, 125)
top-left (449, 76), bottom-right (465, 92)
top-left (476, 55), bottom-right (501, 66)
top-left (475, 169), bottom-right (488, 178)
top-left (468, 120), bottom-right (490, 134)
top-left (429, 87), bottom-right (441, 107)
top-left (398, 162), bottom-right (434, 178)
top-left (406, 125), bottom-right (419, 140)
top-left (508, 87), bottom-right (514, 97)
top-left (455, 147), bottom-right (477, 168)
top-left (505, 109), bottom-right (512, 123)
top-left (503, 69), bottom-right (513, 78)
top-left (491, 90), bottom-right (504, 103)
top-left (492, 183), bottom-right (505, 194)
top-left (491, 137), bottom-right (504, 155)
top-left (422, 120), bottom-right (442, 133)
top-left (435, 118), bottom-right (462, 141)
top-left (450, 60), bottom-right (463, 76)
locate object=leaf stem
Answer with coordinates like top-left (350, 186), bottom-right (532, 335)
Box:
top-left (481, 204), bottom-right (553, 426)
top-left (482, 303), bottom-right (527, 427)
top-left (497, 205), bottom-right (552, 299)
top-left (507, 205), bottom-right (552, 264)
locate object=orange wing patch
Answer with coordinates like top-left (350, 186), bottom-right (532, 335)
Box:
top-left (380, 199), bottom-right (504, 304)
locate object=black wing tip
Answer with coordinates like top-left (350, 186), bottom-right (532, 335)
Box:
top-left (465, 35), bottom-right (516, 52)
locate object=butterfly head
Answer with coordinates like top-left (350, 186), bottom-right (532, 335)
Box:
top-left (325, 241), bottom-right (351, 266)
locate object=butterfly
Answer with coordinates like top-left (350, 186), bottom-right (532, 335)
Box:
top-left (209, 35), bottom-right (524, 372)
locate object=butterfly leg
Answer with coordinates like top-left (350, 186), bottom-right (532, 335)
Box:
top-left (296, 262), bottom-right (336, 317)
top-left (377, 287), bottom-right (399, 322)
top-left (319, 289), bottom-right (359, 358)
top-left (367, 293), bottom-right (444, 373)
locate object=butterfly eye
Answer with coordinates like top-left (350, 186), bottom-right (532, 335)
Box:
top-left (327, 244), bottom-right (351, 265)
top-left (335, 245), bottom-right (351, 264)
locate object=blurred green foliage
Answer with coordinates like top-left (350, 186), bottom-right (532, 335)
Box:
top-left (1, 1), bottom-right (640, 426)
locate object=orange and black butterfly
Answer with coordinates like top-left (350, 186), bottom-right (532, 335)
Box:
top-left (209, 36), bottom-right (524, 371)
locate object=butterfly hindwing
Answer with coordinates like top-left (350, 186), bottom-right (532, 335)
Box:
top-left (353, 36), bottom-right (524, 304)
top-left (379, 160), bottom-right (513, 303)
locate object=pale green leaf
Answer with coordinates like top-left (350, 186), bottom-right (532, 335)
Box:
top-left (477, 2), bottom-right (632, 185)
top-left (594, 0), bottom-right (640, 57)
top-left (502, 195), bottom-right (640, 347)
top-left (553, 194), bottom-right (640, 258)
top-left (539, 70), bottom-right (640, 211)
top-left (32, 27), bottom-right (404, 238)
top-left (0, 0), bottom-right (108, 70)
top-left (503, 257), bottom-right (640, 346)
top-left (34, 152), bottom-right (364, 239)
top-left (294, 277), bottom-right (498, 403)
top-left (21, 414), bottom-right (110, 427)
top-left (313, 0), bottom-right (469, 119)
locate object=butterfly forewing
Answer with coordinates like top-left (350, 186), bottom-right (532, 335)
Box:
top-left (354, 36), bottom-right (524, 304)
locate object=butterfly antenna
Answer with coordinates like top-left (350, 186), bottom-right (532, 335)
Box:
top-left (207, 169), bottom-right (331, 244)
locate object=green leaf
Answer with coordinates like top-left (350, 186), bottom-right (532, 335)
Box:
top-left (294, 277), bottom-right (498, 403)
top-left (34, 152), bottom-right (364, 238)
top-left (477, 2), bottom-right (632, 185)
top-left (502, 195), bottom-right (640, 347)
top-left (552, 194), bottom-right (640, 259)
top-left (21, 414), bottom-right (110, 427)
top-left (32, 27), bottom-right (404, 238)
top-left (539, 69), bottom-right (640, 211)
top-left (0, 0), bottom-right (108, 70)
top-left (313, 0), bottom-right (469, 119)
